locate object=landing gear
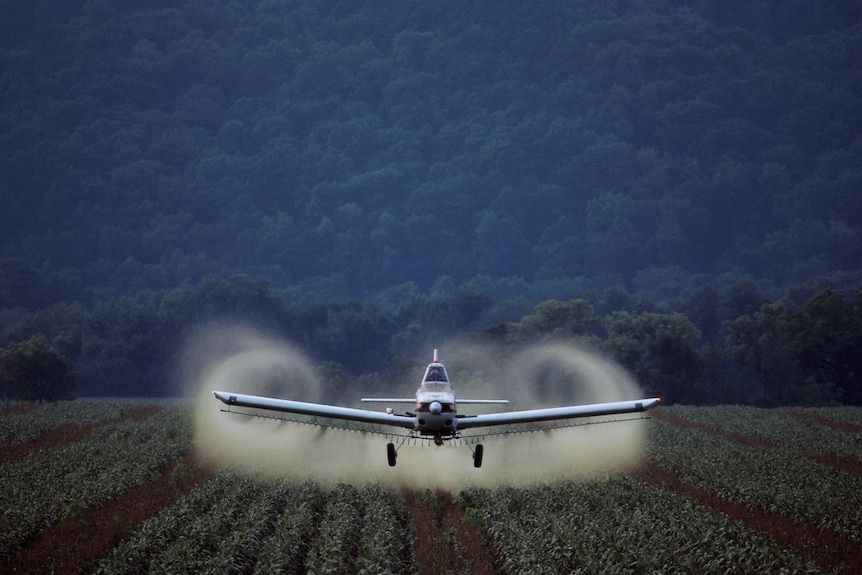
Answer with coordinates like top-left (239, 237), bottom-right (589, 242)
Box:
top-left (387, 442), bottom-right (397, 467)
top-left (473, 444), bottom-right (484, 468)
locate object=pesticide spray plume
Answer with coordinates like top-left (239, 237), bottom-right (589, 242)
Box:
top-left (183, 326), bottom-right (648, 490)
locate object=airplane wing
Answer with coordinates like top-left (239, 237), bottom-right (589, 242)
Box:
top-left (213, 391), bottom-right (416, 430)
top-left (456, 397), bottom-right (660, 430)
top-left (214, 391), bottom-right (658, 435)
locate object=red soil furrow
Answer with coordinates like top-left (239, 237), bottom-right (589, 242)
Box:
top-left (401, 488), bottom-right (497, 575)
top-left (654, 410), bottom-right (862, 477)
top-left (3, 453), bottom-right (211, 574)
top-left (442, 500), bottom-right (496, 575)
top-left (632, 458), bottom-right (862, 575)
top-left (805, 452), bottom-right (862, 478)
top-left (0, 405), bottom-right (162, 465)
top-left (791, 412), bottom-right (862, 433)
top-left (401, 488), bottom-right (451, 575)
top-left (0, 403), bottom-right (43, 416)
top-left (651, 411), bottom-right (779, 448)
top-left (118, 404), bottom-right (162, 422)
top-left (0, 423), bottom-right (95, 464)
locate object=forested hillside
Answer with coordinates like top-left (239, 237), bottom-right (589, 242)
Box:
top-left (2, 0), bottom-right (860, 299)
top-left (1, 1), bottom-right (861, 404)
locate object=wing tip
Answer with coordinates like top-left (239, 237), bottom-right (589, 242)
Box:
top-left (642, 397), bottom-right (661, 411)
top-left (213, 391), bottom-right (236, 405)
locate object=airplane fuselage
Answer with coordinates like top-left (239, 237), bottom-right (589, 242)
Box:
top-left (414, 384), bottom-right (457, 442)
top-left (413, 359), bottom-right (458, 443)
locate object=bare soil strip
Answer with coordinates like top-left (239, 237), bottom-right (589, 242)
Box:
top-left (652, 410), bottom-right (779, 448)
top-left (805, 452), bottom-right (862, 478)
top-left (791, 412), bottom-right (862, 433)
top-left (401, 488), bottom-right (453, 575)
top-left (0, 403), bottom-right (43, 416)
top-left (3, 454), bottom-right (211, 574)
top-left (0, 405), bottom-right (162, 465)
top-left (401, 488), bottom-right (497, 575)
top-left (0, 422), bottom-right (91, 464)
top-left (653, 410), bottom-right (862, 477)
top-left (632, 458), bottom-right (862, 574)
top-left (442, 495), bottom-right (497, 575)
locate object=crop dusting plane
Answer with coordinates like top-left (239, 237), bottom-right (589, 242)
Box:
top-left (213, 349), bottom-right (660, 468)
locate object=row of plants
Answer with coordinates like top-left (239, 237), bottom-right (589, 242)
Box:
top-left (397, 488), bottom-right (494, 575)
top-left (3, 454), bottom-right (208, 574)
top-left (461, 474), bottom-right (818, 574)
top-left (96, 472), bottom-right (288, 574)
top-left (350, 485), bottom-right (415, 575)
top-left (0, 401), bottom-right (127, 446)
top-left (95, 475), bottom-right (416, 575)
top-left (0, 405), bottom-right (190, 562)
top-left (4, 401), bottom-right (862, 572)
top-left (667, 404), bottom-right (862, 457)
top-left (251, 482), bottom-right (325, 574)
top-left (648, 407), bottom-right (862, 543)
top-left (455, 405), bottom-right (862, 573)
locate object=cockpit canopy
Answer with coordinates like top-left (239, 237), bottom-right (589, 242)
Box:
top-left (423, 362), bottom-right (449, 384)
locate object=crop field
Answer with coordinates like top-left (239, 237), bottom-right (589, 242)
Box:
top-left (2, 400), bottom-right (861, 574)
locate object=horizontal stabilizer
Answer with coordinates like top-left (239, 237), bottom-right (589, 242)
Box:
top-left (361, 397), bottom-right (509, 404)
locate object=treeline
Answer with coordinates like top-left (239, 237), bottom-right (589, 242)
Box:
top-left (0, 269), bottom-right (493, 399)
top-left (2, 265), bottom-right (861, 406)
top-left (1, 0), bottom-right (860, 303)
top-left (479, 281), bottom-right (862, 405)
top-left (2, 1), bottom-right (861, 405)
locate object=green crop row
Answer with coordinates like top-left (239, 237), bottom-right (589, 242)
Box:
top-left (461, 475), bottom-right (818, 574)
top-left (3, 402), bottom-right (860, 573)
top-left (0, 401), bottom-right (127, 446)
top-left (0, 405), bottom-right (191, 561)
top-left (96, 472), bottom-right (288, 574)
top-left (95, 474), bottom-right (416, 575)
top-left (648, 408), bottom-right (862, 542)
top-left (670, 404), bottom-right (862, 456)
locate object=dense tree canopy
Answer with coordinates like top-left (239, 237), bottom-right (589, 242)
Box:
top-left (1, 0), bottom-right (859, 302)
top-left (725, 288), bottom-right (862, 405)
top-left (1, 2), bottom-right (860, 405)
top-left (0, 337), bottom-right (76, 402)
top-left (1, 270), bottom-right (861, 405)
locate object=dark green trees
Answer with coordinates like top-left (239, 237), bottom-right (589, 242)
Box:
top-left (2, 2), bottom-right (860, 302)
top-left (725, 289), bottom-right (862, 405)
top-left (479, 298), bottom-right (707, 403)
top-left (604, 311), bottom-right (704, 404)
top-left (0, 337), bottom-right (76, 401)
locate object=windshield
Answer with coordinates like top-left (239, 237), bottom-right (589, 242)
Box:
top-left (423, 364), bottom-right (449, 383)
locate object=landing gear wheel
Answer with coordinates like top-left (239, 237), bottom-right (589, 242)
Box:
top-left (387, 442), bottom-right (397, 467)
top-left (473, 444), bottom-right (484, 468)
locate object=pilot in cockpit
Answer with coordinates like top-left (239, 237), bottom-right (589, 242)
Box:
top-left (424, 364), bottom-right (449, 383)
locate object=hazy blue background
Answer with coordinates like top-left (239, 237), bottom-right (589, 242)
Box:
top-left (1, 1), bottom-right (860, 403)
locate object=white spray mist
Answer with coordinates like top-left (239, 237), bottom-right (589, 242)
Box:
top-left (182, 326), bottom-right (648, 490)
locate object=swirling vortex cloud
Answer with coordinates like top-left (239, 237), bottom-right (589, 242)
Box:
top-left (182, 326), bottom-right (648, 490)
